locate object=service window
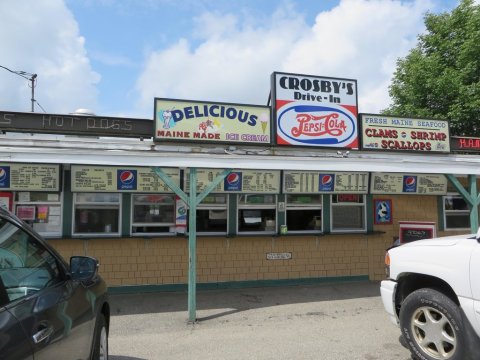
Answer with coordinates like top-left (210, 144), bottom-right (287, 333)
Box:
top-left (331, 194), bottom-right (366, 232)
top-left (286, 194), bottom-right (322, 233)
top-left (14, 192), bottom-right (62, 238)
top-left (73, 193), bottom-right (121, 236)
top-left (196, 195), bottom-right (228, 234)
top-left (443, 194), bottom-right (470, 230)
top-left (238, 194), bottom-right (277, 234)
top-left (131, 194), bottom-right (175, 235)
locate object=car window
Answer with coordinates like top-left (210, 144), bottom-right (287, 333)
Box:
top-left (0, 218), bottom-right (62, 306)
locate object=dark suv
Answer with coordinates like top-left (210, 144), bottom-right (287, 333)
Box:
top-left (0, 207), bottom-right (109, 360)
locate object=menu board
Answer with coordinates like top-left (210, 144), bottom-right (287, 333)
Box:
top-left (283, 171), bottom-right (368, 194)
top-left (71, 165), bottom-right (179, 192)
top-left (370, 173), bottom-right (447, 195)
top-left (0, 163), bottom-right (60, 191)
top-left (185, 169), bottom-right (280, 193)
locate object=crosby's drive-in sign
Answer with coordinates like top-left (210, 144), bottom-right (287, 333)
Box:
top-left (272, 72), bottom-right (359, 149)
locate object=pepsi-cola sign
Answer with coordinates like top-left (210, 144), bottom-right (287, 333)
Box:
top-left (272, 72), bottom-right (358, 149)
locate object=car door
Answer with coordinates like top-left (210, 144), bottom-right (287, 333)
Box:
top-left (471, 240), bottom-right (480, 334)
top-left (0, 280), bottom-right (34, 360)
top-left (0, 216), bottom-right (95, 360)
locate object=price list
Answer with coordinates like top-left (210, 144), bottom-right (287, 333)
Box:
top-left (72, 166), bottom-right (115, 191)
top-left (284, 171), bottom-right (368, 193)
top-left (0, 163), bottom-right (60, 191)
top-left (370, 173), bottom-right (447, 195)
top-left (334, 172), bottom-right (368, 193)
top-left (241, 171), bottom-right (280, 193)
top-left (136, 168), bottom-right (179, 192)
top-left (185, 169), bottom-right (280, 193)
top-left (71, 165), bottom-right (179, 192)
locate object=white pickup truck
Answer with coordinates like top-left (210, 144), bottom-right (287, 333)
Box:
top-left (380, 229), bottom-right (480, 360)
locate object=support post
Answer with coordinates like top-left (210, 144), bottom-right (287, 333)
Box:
top-left (152, 167), bottom-right (232, 323)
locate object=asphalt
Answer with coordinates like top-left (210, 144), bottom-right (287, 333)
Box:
top-left (108, 281), bottom-right (412, 360)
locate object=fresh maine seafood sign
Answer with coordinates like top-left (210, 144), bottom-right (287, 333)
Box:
top-left (272, 72), bottom-right (359, 149)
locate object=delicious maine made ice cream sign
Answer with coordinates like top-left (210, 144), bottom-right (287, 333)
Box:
top-left (272, 72), bottom-right (359, 149)
top-left (154, 98), bottom-right (271, 145)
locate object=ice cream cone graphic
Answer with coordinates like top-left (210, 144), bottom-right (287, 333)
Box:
top-left (260, 113), bottom-right (269, 134)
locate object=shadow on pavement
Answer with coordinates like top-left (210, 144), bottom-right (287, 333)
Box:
top-left (110, 356), bottom-right (147, 360)
top-left (110, 280), bottom-right (381, 318)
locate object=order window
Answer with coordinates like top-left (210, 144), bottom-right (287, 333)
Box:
top-left (196, 195), bottom-right (228, 234)
top-left (131, 194), bottom-right (175, 235)
top-left (73, 193), bottom-right (121, 236)
top-left (286, 194), bottom-right (322, 233)
top-left (14, 192), bottom-right (62, 238)
top-left (238, 194), bottom-right (277, 234)
top-left (443, 194), bottom-right (470, 230)
top-left (331, 194), bottom-right (366, 232)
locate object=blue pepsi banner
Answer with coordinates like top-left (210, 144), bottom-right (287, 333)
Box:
top-left (0, 163), bottom-right (59, 191)
top-left (272, 72), bottom-right (358, 149)
top-left (283, 171), bottom-right (368, 194)
top-left (370, 173), bottom-right (447, 195)
top-left (185, 169), bottom-right (281, 193)
top-left (71, 165), bottom-right (179, 192)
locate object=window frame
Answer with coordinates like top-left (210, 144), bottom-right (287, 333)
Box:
top-left (237, 194), bottom-right (277, 235)
top-left (13, 191), bottom-right (63, 238)
top-left (330, 194), bottom-right (367, 233)
top-left (130, 193), bottom-right (176, 236)
top-left (72, 193), bottom-right (122, 237)
top-left (443, 193), bottom-right (471, 231)
top-left (285, 194), bottom-right (323, 234)
top-left (195, 194), bottom-right (229, 235)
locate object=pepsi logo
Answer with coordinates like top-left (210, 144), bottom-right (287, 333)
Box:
top-left (226, 172), bottom-right (240, 185)
top-left (0, 168), bottom-right (6, 181)
top-left (119, 170), bottom-right (135, 184)
top-left (405, 176), bottom-right (416, 187)
top-left (321, 175), bottom-right (333, 186)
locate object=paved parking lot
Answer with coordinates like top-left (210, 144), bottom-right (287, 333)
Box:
top-left (108, 281), bottom-right (412, 360)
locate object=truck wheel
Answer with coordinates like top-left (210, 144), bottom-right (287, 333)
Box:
top-left (399, 288), bottom-right (465, 360)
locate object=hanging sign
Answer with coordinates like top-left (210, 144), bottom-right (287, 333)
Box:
top-left (0, 163), bottom-right (60, 191)
top-left (185, 169), bottom-right (280, 193)
top-left (71, 165), bottom-right (179, 192)
top-left (361, 114), bottom-right (450, 153)
top-left (154, 98), bottom-right (271, 145)
top-left (272, 72), bottom-right (358, 149)
top-left (283, 171), bottom-right (368, 194)
top-left (370, 173), bottom-right (447, 195)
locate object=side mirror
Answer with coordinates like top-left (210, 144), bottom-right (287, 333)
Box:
top-left (70, 256), bottom-right (99, 281)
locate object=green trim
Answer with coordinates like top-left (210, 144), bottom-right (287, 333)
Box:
top-left (228, 194), bottom-right (237, 236)
top-left (121, 193), bottom-right (131, 236)
top-left (437, 195), bottom-right (445, 231)
top-left (107, 275), bottom-right (369, 294)
top-left (277, 194), bottom-right (286, 229)
top-left (366, 194), bottom-right (373, 232)
top-left (62, 170), bottom-right (73, 237)
top-left (323, 195), bottom-right (331, 233)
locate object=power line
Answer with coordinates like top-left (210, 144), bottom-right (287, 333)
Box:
top-left (0, 64), bottom-right (37, 112)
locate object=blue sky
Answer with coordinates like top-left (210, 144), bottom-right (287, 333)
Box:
top-left (0, 0), bottom-right (462, 119)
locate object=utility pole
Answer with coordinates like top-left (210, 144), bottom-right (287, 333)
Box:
top-left (0, 65), bottom-right (37, 112)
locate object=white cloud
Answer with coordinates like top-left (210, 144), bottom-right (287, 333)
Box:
top-left (136, 0), bottom-right (432, 115)
top-left (0, 0), bottom-right (99, 114)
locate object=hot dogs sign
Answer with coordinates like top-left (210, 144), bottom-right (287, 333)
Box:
top-left (272, 72), bottom-right (359, 149)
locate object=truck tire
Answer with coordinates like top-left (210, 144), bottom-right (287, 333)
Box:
top-left (399, 288), bottom-right (466, 360)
